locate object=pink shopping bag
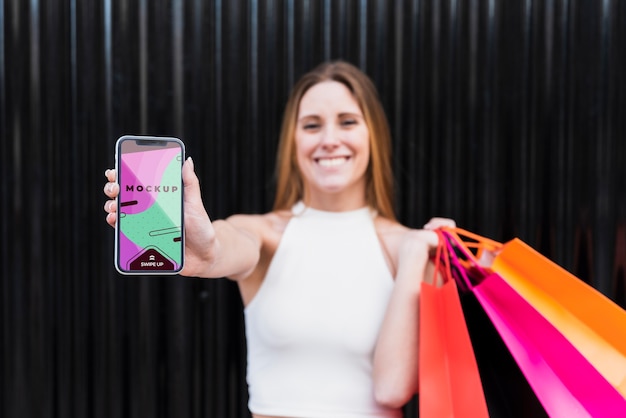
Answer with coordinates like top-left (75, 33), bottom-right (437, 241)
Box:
top-left (442, 229), bottom-right (626, 418)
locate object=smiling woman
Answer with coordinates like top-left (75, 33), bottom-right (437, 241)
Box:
top-left (273, 61), bottom-right (396, 220)
top-left (294, 81), bottom-right (371, 208)
top-left (104, 60), bottom-right (455, 417)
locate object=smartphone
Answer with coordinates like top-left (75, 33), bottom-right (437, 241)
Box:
top-left (114, 135), bottom-right (185, 275)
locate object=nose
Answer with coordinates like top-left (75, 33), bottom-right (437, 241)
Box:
top-left (319, 125), bottom-right (340, 148)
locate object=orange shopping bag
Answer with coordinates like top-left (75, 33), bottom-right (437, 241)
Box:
top-left (448, 227), bottom-right (626, 398)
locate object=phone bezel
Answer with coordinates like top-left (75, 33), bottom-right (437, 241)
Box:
top-left (114, 135), bottom-right (185, 275)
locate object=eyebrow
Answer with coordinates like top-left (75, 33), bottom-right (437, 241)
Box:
top-left (297, 112), bottom-right (364, 121)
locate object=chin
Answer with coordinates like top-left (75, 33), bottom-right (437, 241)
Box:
top-left (312, 180), bottom-right (351, 192)
top-left (310, 181), bottom-right (363, 197)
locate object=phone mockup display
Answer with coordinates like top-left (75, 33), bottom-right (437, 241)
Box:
top-left (114, 135), bottom-right (184, 275)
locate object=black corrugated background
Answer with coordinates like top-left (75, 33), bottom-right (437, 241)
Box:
top-left (1, 0), bottom-right (625, 416)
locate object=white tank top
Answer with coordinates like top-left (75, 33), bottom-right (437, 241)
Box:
top-left (244, 202), bottom-right (402, 417)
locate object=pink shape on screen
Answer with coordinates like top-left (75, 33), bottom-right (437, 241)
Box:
top-left (120, 148), bottom-right (179, 214)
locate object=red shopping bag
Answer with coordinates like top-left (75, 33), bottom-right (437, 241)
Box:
top-left (419, 231), bottom-right (488, 417)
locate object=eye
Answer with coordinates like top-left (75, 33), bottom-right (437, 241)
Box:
top-left (300, 117), bottom-right (322, 131)
top-left (303, 122), bottom-right (321, 131)
top-left (340, 118), bottom-right (359, 128)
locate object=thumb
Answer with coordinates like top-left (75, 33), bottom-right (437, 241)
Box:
top-left (182, 156), bottom-right (213, 225)
top-left (182, 156), bottom-right (213, 224)
top-left (182, 157), bottom-right (201, 204)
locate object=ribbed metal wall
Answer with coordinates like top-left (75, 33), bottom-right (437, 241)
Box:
top-left (1, 0), bottom-right (625, 417)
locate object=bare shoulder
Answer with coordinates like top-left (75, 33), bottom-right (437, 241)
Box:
top-left (374, 217), bottom-right (438, 260)
top-left (225, 210), bottom-right (292, 303)
top-left (374, 216), bottom-right (410, 246)
top-left (373, 217), bottom-right (409, 273)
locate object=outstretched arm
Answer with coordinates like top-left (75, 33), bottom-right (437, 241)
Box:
top-left (103, 157), bottom-right (261, 280)
top-left (177, 157), bottom-right (261, 279)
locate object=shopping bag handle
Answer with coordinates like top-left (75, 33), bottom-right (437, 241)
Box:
top-left (445, 227), bottom-right (503, 252)
top-left (438, 228), bottom-right (472, 291)
top-left (432, 230), bottom-right (453, 286)
top-left (439, 229), bottom-right (491, 290)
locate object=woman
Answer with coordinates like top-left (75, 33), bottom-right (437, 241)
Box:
top-left (104, 60), bottom-right (454, 417)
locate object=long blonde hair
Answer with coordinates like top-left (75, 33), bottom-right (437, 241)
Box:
top-left (272, 61), bottom-right (396, 220)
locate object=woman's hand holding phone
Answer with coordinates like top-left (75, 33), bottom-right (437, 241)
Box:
top-left (176, 157), bottom-right (221, 277)
top-left (104, 156), bottom-right (220, 278)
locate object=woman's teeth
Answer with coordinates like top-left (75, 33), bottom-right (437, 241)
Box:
top-left (317, 157), bottom-right (347, 167)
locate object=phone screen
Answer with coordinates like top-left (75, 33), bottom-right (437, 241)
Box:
top-left (115, 136), bottom-right (184, 274)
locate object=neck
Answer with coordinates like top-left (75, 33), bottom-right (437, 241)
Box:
top-left (302, 189), bottom-right (367, 212)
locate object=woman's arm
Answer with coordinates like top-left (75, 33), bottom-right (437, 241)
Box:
top-left (104, 157), bottom-right (262, 281)
top-left (373, 218), bottom-right (454, 408)
top-left (169, 158), bottom-right (264, 280)
top-left (372, 229), bottom-right (436, 407)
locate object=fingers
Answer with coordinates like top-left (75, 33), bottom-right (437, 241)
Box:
top-left (104, 169), bottom-right (119, 198)
top-left (104, 168), bottom-right (118, 227)
top-left (106, 211), bottom-right (117, 227)
top-left (423, 217), bottom-right (456, 230)
top-left (103, 197), bottom-right (117, 225)
top-left (103, 181), bottom-right (118, 198)
top-left (104, 168), bottom-right (116, 182)
top-left (103, 199), bottom-right (116, 213)
top-left (417, 229), bottom-right (439, 248)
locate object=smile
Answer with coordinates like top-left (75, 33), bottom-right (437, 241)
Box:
top-left (316, 157), bottom-right (349, 167)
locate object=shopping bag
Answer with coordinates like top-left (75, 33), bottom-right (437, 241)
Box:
top-left (419, 231), bottom-right (488, 417)
top-left (458, 289), bottom-right (549, 417)
top-left (442, 229), bottom-right (626, 418)
top-left (494, 238), bottom-right (626, 397)
top-left (442, 233), bottom-right (548, 418)
top-left (451, 227), bottom-right (626, 398)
